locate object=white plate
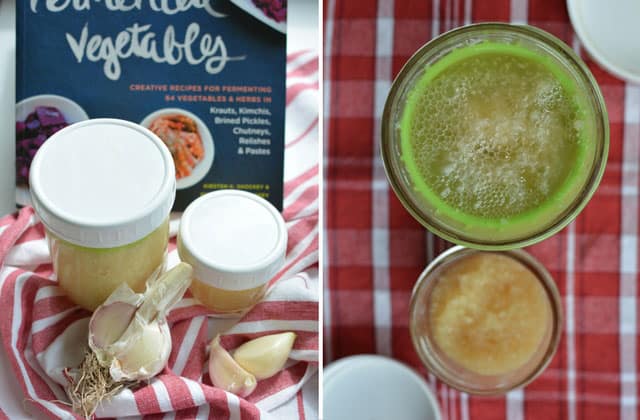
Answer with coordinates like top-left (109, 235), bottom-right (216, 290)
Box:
top-left (229, 0), bottom-right (287, 34)
top-left (16, 94), bottom-right (88, 124)
top-left (15, 94), bottom-right (90, 206)
top-left (324, 355), bottom-right (442, 420)
top-left (141, 108), bottom-right (215, 190)
top-left (567, 0), bottom-right (640, 83)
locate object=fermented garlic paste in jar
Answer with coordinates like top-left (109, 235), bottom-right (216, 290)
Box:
top-left (427, 253), bottom-right (552, 375)
top-left (178, 190), bottom-right (287, 315)
top-left (29, 119), bottom-right (175, 310)
top-left (410, 247), bottom-right (561, 394)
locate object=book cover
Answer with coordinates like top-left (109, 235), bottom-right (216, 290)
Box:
top-left (16, 0), bottom-right (287, 211)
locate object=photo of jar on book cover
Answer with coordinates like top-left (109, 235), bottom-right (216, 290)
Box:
top-left (16, 0), bottom-right (287, 211)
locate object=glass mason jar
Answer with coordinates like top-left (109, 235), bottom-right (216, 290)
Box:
top-left (30, 119), bottom-right (176, 310)
top-left (409, 246), bottom-right (562, 394)
top-left (178, 190), bottom-right (287, 316)
top-left (381, 23), bottom-right (609, 249)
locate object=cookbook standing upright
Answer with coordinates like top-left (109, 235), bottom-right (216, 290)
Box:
top-left (16, 0), bottom-right (287, 211)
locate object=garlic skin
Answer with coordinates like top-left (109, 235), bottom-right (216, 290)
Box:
top-left (232, 332), bottom-right (297, 380)
top-left (88, 301), bottom-right (136, 364)
top-left (209, 335), bottom-right (257, 397)
top-left (87, 262), bottom-right (193, 382)
top-left (88, 283), bottom-right (142, 366)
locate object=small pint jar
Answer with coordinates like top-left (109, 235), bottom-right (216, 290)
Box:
top-left (29, 119), bottom-right (175, 310)
top-left (409, 246), bottom-right (562, 394)
top-left (381, 23), bottom-right (609, 250)
top-left (177, 190), bottom-right (287, 316)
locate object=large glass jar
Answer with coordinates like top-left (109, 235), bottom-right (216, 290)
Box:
top-left (30, 119), bottom-right (175, 310)
top-left (381, 23), bottom-right (609, 249)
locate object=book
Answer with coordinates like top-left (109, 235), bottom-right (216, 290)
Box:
top-left (16, 0), bottom-right (287, 211)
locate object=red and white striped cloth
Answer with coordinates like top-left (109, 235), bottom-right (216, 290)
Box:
top-left (325, 1), bottom-right (640, 419)
top-left (0, 50), bottom-right (318, 420)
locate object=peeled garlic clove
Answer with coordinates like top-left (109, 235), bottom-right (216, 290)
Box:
top-left (110, 317), bottom-right (172, 382)
top-left (232, 332), bottom-right (297, 380)
top-left (89, 301), bottom-right (137, 351)
top-left (209, 335), bottom-right (257, 397)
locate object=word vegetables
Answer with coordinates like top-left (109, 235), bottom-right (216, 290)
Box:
top-left (66, 22), bottom-right (245, 81)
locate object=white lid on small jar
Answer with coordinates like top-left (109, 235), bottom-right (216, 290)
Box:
top-left (178, 190), bottom-right (287, 291)
top-left (29, 118), bottom-right (176, 248)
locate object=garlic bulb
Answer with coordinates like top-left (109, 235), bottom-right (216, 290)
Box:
top-left (209, 335), bottom-right (257, 397)
top-left (88, 262), bottom-right (192, 381)
top-left (232, 332), bottom-right (297, 379)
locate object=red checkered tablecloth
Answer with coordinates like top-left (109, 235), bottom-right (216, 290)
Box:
top-left (324, 1), bottom-right (640, 419)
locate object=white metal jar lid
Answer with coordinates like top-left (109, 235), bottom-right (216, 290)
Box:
top-left (568, 0), bottom-right (640, 83)
top-left (178, 190), bottom-right (287, 291)
top-left (324, 355), bottom-right (442, 420)
top-left (29, 118), bottom-right (176, 248)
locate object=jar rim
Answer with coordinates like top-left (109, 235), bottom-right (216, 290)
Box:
top-left (381, 23), bottom-right (609, 250)
top-left (409, 246), bottom-right (563, 395)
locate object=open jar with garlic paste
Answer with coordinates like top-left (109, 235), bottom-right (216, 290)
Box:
top-left (410, 246), bottom-right (562, 394)
top-left (29, 119), bottom-right (175, 310)
top-left (178, 190), bottom-right (287, 315)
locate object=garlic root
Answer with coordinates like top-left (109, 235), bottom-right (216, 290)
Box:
top-left (66, 350), bottom-right (134, 419)
top-left (232, 332), bottom-right (297, 380)
top-left (209, 335), bottom-right (257, 397)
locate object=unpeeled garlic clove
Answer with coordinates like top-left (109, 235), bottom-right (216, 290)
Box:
top-left (110, 317), bottom-right (172, 382)
top-left (232, 332), bottom-right (297, 380)
top-left (209, 335), bottom-right (257, 397)
top-left (89, 301), bottom-right (136, 351)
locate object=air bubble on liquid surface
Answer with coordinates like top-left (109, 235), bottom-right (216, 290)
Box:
top-left (442, 164), bottom-right (455, 176)
top-left (409, 53), bottom-right (584, 218)
top-left (535, 80), bottom-right (563, 109)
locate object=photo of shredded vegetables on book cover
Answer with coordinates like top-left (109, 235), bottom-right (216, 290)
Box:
top-left (16, 0), bottom-right (287, 211)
